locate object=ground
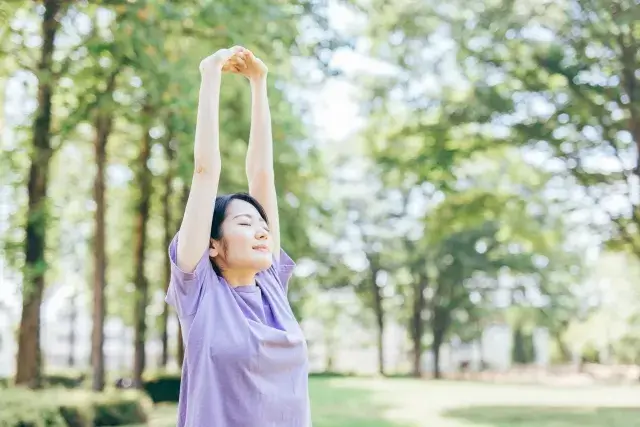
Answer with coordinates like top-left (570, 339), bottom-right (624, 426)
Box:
top-left (145, 376), bottom-right (640, 427)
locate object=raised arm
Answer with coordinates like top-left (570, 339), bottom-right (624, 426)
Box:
top-left (176, 47), bottom-right (243, 273)
top-left (242, 50), bottom-right (282, 260)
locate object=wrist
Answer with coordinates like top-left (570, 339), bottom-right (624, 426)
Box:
top-left (249, 74), bottom-right (267, 88)
top-left (199, 57), bottom-right (224, 77)
top-left (200, 66), bottom-right (223, 77)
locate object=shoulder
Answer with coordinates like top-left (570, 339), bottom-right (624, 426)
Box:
top-left (168, 232), bottom-right (213, 280)
top-left (165, 231), bottom-right (216, 318)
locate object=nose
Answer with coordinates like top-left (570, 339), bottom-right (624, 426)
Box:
top-left (256, 228), bottom-right (268, 240)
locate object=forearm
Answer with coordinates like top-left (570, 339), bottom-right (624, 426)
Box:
top-left (194, 71), bottom-right (223, 175)
top-left (246, 77), bottom-right (274, 181)
top-left (176, 71), bottom-right (223, 273)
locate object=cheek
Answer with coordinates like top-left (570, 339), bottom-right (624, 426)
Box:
top-left (224, 228), bottom-right (255, 253)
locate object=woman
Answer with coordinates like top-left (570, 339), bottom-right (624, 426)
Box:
top-left (165, 46), bottom-right (311, 427)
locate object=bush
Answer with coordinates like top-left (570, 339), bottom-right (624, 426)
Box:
top-left (142, 374), bottom-right (181, 403)
top-left (43, 372), bottom-right (87, 389)
top-left (0, 388), bottom-right (151, 427)
top-left (93, 393), bottom-right (149, 426)
top-left (309, 371), bottom-right (357, 378)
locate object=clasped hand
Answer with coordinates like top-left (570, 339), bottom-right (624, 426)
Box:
top-left (199, 46), bottom-right (268, 81)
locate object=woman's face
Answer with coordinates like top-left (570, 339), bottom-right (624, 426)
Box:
top-left (210, 199), bottom-right (272, 273)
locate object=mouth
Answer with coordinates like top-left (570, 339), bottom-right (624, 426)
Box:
top-left (253, 245), bottom-right (269, 253)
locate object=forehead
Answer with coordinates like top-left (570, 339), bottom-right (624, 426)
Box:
top-left (226, 199), bottom-right (262, 219)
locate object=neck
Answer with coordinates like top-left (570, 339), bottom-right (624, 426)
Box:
top-left (223, 268), bottom-right (257, 288)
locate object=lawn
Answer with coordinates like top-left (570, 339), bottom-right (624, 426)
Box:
top-left (146, 377), bottom-right (640, 427)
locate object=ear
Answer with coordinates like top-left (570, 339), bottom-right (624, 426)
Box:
top-left (209, 238), bottom-right (220, 258)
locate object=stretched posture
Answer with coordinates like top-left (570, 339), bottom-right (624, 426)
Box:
top-left (166, 46), bottom-right (310, 427)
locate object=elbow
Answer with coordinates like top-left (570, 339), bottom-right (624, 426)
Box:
top-left (194, 154), bottom-right (221, 177)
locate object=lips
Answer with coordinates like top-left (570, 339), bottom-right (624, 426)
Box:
top-left (253, 245), bottom-right (269, 252)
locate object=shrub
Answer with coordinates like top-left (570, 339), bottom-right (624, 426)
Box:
top-left (142, 374), bottom-right (181, 403)
top-left (93, 393), bottom-right (149, 426)
top-left (309, 371), bottom-right (358, 378)
top-left (0, 388), bottom-right (151, 427)
top-left (43, 372), bottom-right (87, 389)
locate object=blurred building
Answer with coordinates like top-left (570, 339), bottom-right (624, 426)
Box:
top-left (0, 268), bottom-right (551, 379)
top-left (0, 269), bottom-right (182, 378)
top-left (39, 288), bottom-right (181, 373)
top-left (302, 288), bottom-right (551, 376)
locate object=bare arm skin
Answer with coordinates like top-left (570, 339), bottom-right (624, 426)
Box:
top-left (242, 51), bottom-right (282, 260)
top-left (176, 47), bottom-right (243, 273)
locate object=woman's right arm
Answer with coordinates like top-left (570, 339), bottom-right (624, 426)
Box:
top-left (176, 47), bottom-right (243, 273)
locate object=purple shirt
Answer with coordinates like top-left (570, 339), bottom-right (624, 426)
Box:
top-left (165, 233), bottom-right (311, 427)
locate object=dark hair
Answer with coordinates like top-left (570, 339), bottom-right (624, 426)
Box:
top-left (209, 192), bottom-right (269, 275)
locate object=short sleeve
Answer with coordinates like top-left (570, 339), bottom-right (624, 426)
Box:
top-left (269, 248), bottom-right (296, 292)
top-left (164, 232), bottom-right (212, 317)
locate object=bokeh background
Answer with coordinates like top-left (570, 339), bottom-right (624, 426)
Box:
top-left (1, 0), bottom-right (640, 426)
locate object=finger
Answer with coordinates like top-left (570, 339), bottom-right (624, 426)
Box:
top-left (246, 50), bottom-right (259, 66)
top-left (226, 60), bottom-right (242, 72)
top-left (230, 45), bottom-right (245, 55)
top-left (231, 56), bottom-right (247, 69)
top-left (221, 61), bottom-right (235, 73)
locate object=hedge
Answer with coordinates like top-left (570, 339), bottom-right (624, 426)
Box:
top-left (138, 372), bottom-right (374, 403)
top-left (142, 374), bottom-right (181, 403)
top-left (0, 373), bottom-right (85, 390)
top-left (0, 388), bottom-right (151, 427)
top-left (43, 372), bottom-right (87, 389)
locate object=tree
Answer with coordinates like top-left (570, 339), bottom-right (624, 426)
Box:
top-left (15, 0), bottom-right (67, 388)
top-left (448, 0), bottom-right (640, 256)
top-left (354, 0), bottom-right (640, 260)
top-left (159, 114), bottom-right (177, 368)
top-left (336, 169), bottom-right (394, 376)
top-left (2, 0), bottom-right (341, 386)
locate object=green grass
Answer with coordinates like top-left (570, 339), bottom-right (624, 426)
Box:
top-left (144, 377), bottom-right (640, 427)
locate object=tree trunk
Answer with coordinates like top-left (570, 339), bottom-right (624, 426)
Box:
top-left (15, 0), bottom-right (63, 388)
top-left (91, 71), bottom-right (117, 391)
top-left (132, 104), bottom-right (154, 388)
top-left (370, 264), bottom-right (385, 376)
top-left (160, 126), bottom-right (175, 368)
top-left (177, 321), bottom-right (185, 367)
top-left (67, 291), bottom-right (78, 367)
top-left (512, 326), bottom-right (526, 364)
top-left (324, 342), bottom-right (334, 372)
top-left (432, 327), bottom-right (444, 379)
top-left (431, 304), bottom-right (449, 380)
top-left (411, 274), bottom-right (427, 377)
top-left (176, 184), bottom-right (189, 367)
top-left (554, 332), bottom-right (571, 363)
top-left (324, 317), bottom-right (337, 372)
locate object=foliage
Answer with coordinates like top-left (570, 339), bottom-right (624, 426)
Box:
top-left (142, 374), bottom-right (181, 403)
top-left (0, 0), bottom-right (341, 387)
top-left (1, 0), bottom-right (638, 405)
top-left (565, 251), bottom-right (640, 364)
top-left (0, 388), bottom-right (150, 427)
top-left (441, 0), bottom-right (640, 255)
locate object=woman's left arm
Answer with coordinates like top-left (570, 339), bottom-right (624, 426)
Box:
top-left (244, 53), bottom-right (281, 261)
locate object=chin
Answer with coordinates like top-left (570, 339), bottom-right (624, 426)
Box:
top-left (252, 251), bottom-right (273, 270)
